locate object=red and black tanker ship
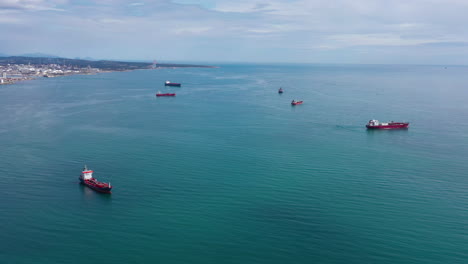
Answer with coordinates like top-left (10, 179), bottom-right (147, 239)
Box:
top-left (156, 91), bottom-right (176, 97)
top-left (366, 120), bottom-right (409, 129)
top-left (79, 165), bottom-right (112, 193)
top-left (291, 100), bottom-right (303, 105)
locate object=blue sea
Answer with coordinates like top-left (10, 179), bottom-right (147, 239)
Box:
top-left (1, 64), bottom-right (468, 263)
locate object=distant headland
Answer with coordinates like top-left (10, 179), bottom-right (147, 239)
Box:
top-left (0, 56), bottom-right (216, 85)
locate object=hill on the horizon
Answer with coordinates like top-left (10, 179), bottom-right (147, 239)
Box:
top-left (20, 53), bottom-right (61, 58)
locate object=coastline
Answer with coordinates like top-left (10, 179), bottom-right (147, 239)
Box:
top-left (0, 56), bottom-right (217, 85)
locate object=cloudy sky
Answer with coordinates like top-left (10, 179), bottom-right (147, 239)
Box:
top-left (1, 0), bottom-right (468, 64)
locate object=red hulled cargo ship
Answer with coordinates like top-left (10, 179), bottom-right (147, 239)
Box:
top-left (366, 120), bottom-right (409, 129)
top-left (291, 100), bottom-right (303, 105)
top-left (156, 92), bottom-right (176, 97)
top-left (79, 165), bottom-right (112, 193)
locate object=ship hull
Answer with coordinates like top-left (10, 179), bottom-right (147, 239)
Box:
top-left (366, 123), bottom-right (409, 129)
top-left (291, 101), bottom-right (303, 105)
top-left (156, 93), bottom-right (176, 97)
top-left (79, 178), bottom-right (112, 193)
top-left (165, 83), bottom-right (181, 87)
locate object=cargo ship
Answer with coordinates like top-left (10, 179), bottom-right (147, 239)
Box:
top-left (79, 165), bottom-right (112, 193)
top-left (165, 81), bottom-right (181, 87)
top-left (291, 100), bottom-right (303, 105)
top-left (156, 91), bottom-right (176, 97)
top-left (366, 120), bottom-right (409, 129)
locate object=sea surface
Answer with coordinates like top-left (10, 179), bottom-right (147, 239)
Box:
top-left (1, 64), bottom-right (468, 264)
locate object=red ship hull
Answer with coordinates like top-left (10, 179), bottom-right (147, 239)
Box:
top-left (366, 123), bottom-right (409, 129)
top-left (156, 93), bottom-right (176, 97)
top-left (291, 101), bottom-right (303, 105)
top-left (79, 178), bottom-right (112, 193)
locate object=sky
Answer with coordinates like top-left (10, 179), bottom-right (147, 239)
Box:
top-left (1, 0), bottom-right (468, 64)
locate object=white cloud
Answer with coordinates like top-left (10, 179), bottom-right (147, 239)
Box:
top-left (214, 1), bottom-right (274, 13)
top-left (245, 24), bottom-right (298, 34)
top-left (0, 0), bottom-right (65, 11)
top-left (173, 26), bottom-right (212, 35)
top-left (99, 18), bottom-right (126, 24)
top-left (329, 34), bottom-right (435, 47)
top-left (129, 2), bottom-right (144, 6)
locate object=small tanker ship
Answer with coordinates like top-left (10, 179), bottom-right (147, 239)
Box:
top-left (366, 120), bottom-right (409, 129)
top-left (165, 81), bottom-right (181, 87)
top-left (79, 165), bottom-right (112, 193)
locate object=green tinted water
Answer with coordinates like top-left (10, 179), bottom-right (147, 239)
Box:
top-left (1, 64), bottom-right (467, 263)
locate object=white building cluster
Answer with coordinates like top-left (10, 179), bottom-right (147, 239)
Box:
top-left (0, 63), bottom-right (99, 84)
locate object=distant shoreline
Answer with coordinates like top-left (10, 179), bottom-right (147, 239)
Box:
top-left (0, 56), bottom-right (217, 85)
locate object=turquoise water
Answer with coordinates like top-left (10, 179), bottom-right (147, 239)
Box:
top-left (1, 64), bottom-right (468, 263)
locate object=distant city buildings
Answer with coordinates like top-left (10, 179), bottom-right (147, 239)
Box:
top-left (0, 63), bottom-right (99, 85)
